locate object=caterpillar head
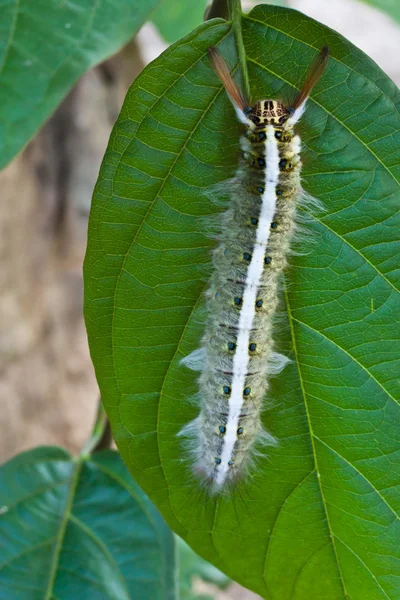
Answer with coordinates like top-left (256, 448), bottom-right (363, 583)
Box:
top-left (208, 45), bottom-right (328, 128)
top-left (245, 100), bottom-right (290, 127)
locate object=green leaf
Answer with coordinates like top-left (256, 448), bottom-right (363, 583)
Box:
top-left (152, 0), bottom-right (208, 43)
top-left (0, 0), bottom-right (161, 170)
top-left (178, 537), bottom-right (230, 599)
top-left (84, 5), bottom-right (400, 598)
top-left (0, 447), bottom-right (177, 599)
top-left (359, 0), bottom-right (400, 22)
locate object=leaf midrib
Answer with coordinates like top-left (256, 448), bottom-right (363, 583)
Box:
top-left (92, 458), bottom-right (172, 599)
top-left (284, 283), bottom-right (399, 600)
top-left (68, 513), bottom-right (130, 600)
top-left (334, 535), bottom-right (391, 600)
top-left (0, 0), bottom-right (19, 75)
top-left (262, 470), bottom-right (315, 597)
top-left (44, 460), bottom-right (82, 600)
top-left (284, 285), bottom-right (348, 599)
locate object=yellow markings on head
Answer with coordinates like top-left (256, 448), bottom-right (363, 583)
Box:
top-left (247, 100), bottom-right (290, 127)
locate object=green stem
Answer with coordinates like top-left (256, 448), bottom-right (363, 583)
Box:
top-left (205, 0), bottom-right (250, 101)
top-left (228, 0), bottom-right (251, 102)
top-left (80, 398), bottom-right (110, 457)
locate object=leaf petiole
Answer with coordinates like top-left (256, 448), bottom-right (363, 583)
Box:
top-left (229, 0), bottom-right (251, 102)
top-left (80, 399), bottom-right (111, 458)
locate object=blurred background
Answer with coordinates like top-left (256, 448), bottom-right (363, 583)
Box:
top-left (0, 0), bottom-right (398, 596)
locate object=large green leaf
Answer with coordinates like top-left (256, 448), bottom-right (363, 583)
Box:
top-left (0, 447), bottom-right (176, 599)
top-left (84, 5), bottom-right (400, 598)
top-left (0, 0), bottom-right (161, 169)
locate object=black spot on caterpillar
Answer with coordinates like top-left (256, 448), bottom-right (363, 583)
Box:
top-left (180, 45), bottom-right (329, 493)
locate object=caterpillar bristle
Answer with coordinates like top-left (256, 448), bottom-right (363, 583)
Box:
top-left (208, 47), bottom-right (249, 113)
top-left (266, 352), bottom-right (291, 375)
top-left (298, 191), bottom-right (326, 214)
top-left (292, 46), bottom-right (329, 112)
top-left (180, 348), bottom-right (206, 371)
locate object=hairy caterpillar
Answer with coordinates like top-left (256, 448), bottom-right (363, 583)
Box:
top-left (180, 45), bottom-right (329, 492)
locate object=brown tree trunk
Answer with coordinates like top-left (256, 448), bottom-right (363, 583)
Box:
top-left (0, 40), bottom-right (144, 461)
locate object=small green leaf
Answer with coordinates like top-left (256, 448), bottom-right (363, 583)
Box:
top-left (0, 0), bottom-right (162, 169)
top-left (84, 5), bottom-right (400, 598)
top-left (0, 447), bottom-right (177, 599)
top-left (152, 0), bottom-right (208, 43)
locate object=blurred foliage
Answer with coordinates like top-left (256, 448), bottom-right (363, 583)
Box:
top-left (0, 442), bottom-right (235, 599)
top-left (0, 0), bottom-right (162, 169)
top-left (360, 0), bottom-right (400, 22)
top-left (0, 447), bottom-right (177, 599)
top-left (152, 0), bottom-right (208, 43)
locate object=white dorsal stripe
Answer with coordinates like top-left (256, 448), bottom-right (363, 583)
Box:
top-left (215, 125), bottom-right (279, 486)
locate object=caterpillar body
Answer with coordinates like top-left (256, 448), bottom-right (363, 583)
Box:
top-left (181, 46), bottom-right (329, 492)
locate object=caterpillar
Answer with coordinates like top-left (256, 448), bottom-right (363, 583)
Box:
top-left (180, 45), bottom-right (329, 492)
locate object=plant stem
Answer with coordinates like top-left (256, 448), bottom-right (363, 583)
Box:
top-left (228, 0), bottom-right (251, 102)
top-left (205, 0), bottom-right (250, 101)
top-left (80, 398), bottom-right (111, 457)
